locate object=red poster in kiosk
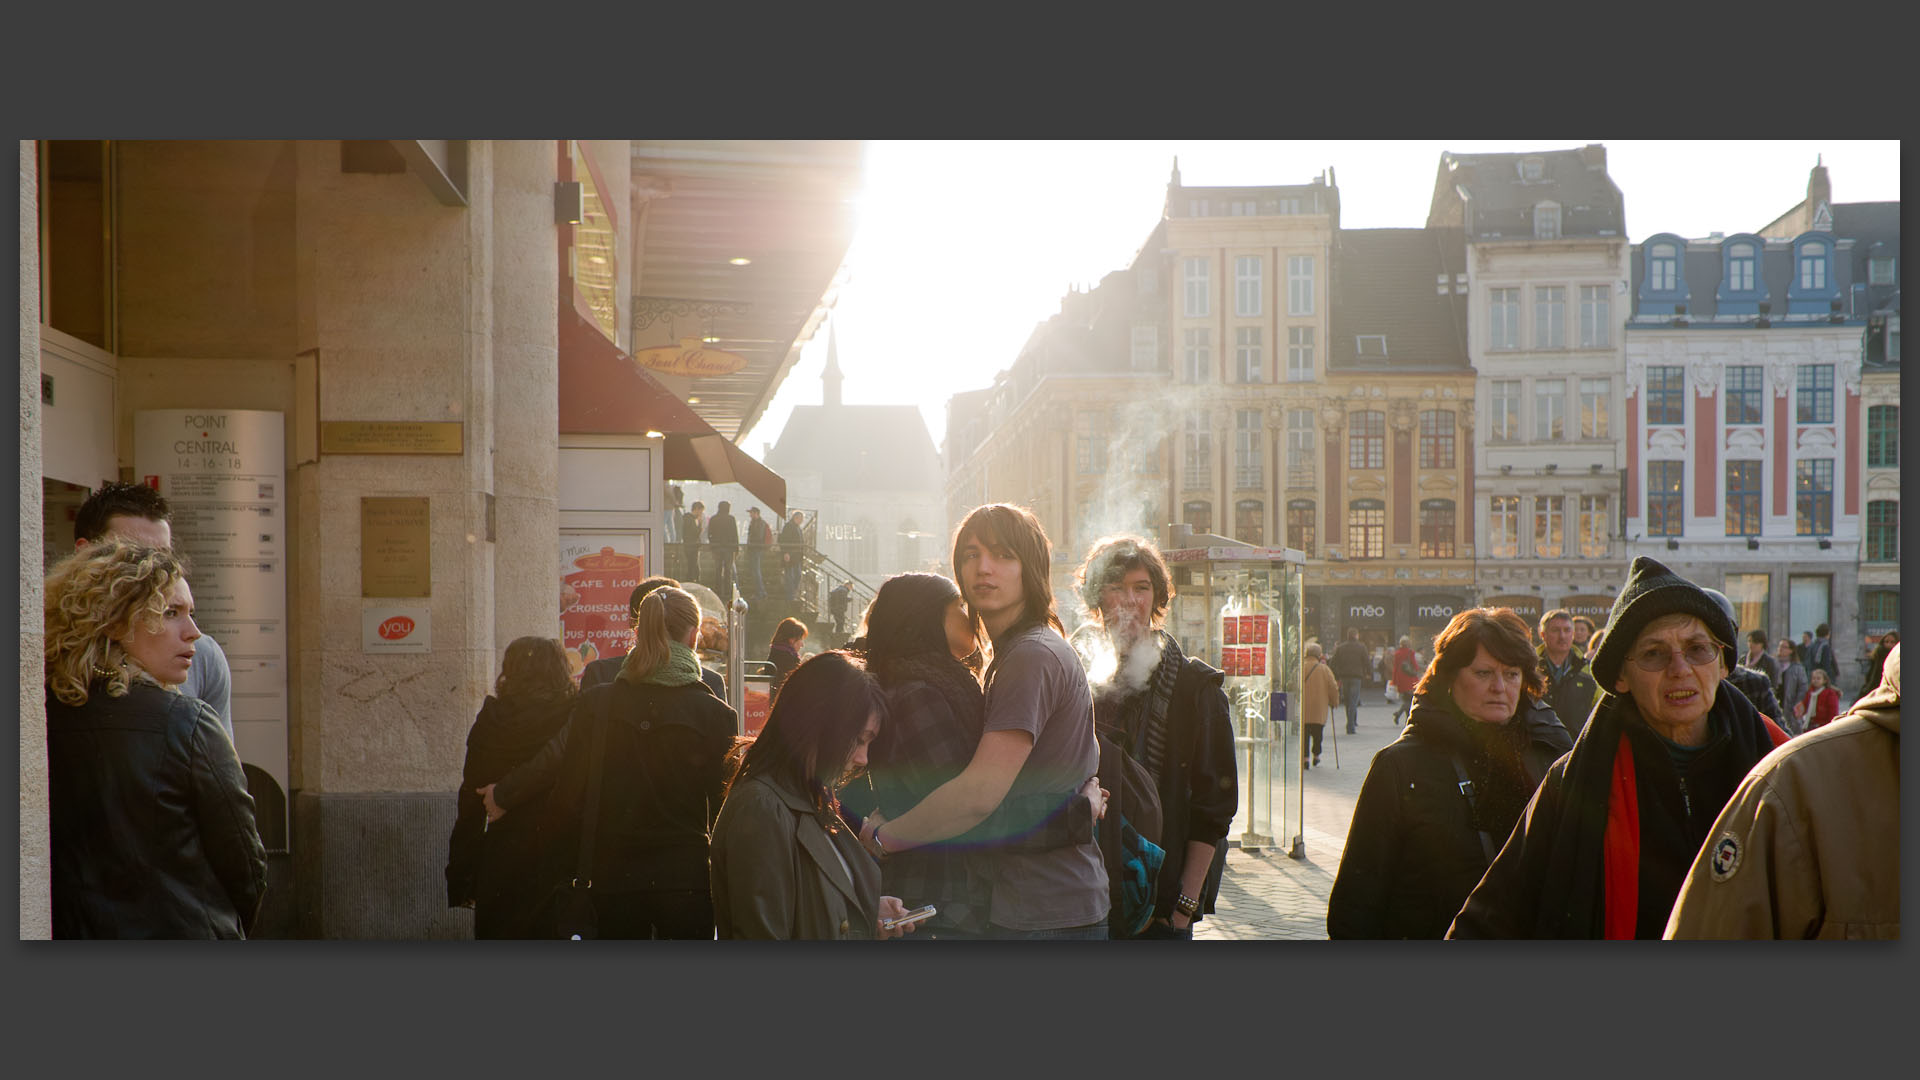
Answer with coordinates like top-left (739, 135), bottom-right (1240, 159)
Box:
top-left (1242, 615), bottom-right (1269, 645)
top-left (559, 542), bottom-right (646, 682)
top-left (1247, 644), bottom-right (1266, 676)
top-left (742, 680), bottom-right (772, 737)
top-left (1223, 616), bottom-right (1242, 645)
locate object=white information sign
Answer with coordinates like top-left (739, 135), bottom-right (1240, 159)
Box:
top-left (134, 410), bottom-right (290, 822)
top-left (363, 606), bottom-right (432, 653)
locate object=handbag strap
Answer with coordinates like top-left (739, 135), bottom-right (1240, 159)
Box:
top-left (1449, 755), bottom-right (1499, 866)
top-left (573, 687), bottom-right (614, 886)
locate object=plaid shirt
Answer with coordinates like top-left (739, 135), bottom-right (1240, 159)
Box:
top-left (871, 679), bottom-right (991, 934)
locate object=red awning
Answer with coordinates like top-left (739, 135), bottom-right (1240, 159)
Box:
top-left (557, 306), bottom-right (787, 516)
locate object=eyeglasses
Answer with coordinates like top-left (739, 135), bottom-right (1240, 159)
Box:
top-left (1627, 641), bottom-right (1723, 672)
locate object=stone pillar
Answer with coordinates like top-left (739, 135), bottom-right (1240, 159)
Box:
top-left (19, 141), bottom-right (50, 939)
top-left (289, 140), bottom-right (509, 938)
top-left (489, 141), bottom-right (560, 649)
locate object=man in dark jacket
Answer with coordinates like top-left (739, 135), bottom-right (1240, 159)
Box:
top-left (744, 507), bottom-right (772, 601)
top-left (707, 501), bottom-right (739, 601)
top-left (1448, 557), bottom-right (1787, 939)
top-left (1537, 608), bottom-right (1601, 740)
top-left (1071, 535), bottom-right (1237, 940)
top-left (1805, 622), bottom-right (1841, 691)
top-left (779, 510), bottom-right (807, 603)
top-left (1331, 629), bottom-right (1371, 735)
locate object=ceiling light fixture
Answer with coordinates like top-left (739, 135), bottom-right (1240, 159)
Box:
top-left (644, 430), bottom-right (664, 439)
top-left (687, 396), bottom-right (701, 404)
top-left (729, 257), bottom-right (752, 266)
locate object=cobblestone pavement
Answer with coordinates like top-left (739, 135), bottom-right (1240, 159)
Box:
top-left (1196, 696), bottom-right (1403, 941)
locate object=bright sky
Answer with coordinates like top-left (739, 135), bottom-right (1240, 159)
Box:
top-left (742, 140), bottom-right (1900, 457)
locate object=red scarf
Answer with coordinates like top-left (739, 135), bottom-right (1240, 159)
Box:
top-left (1601, 721), bottom-right (1787, 939)
top-left (1601, 734), bottom-right (1640, 939)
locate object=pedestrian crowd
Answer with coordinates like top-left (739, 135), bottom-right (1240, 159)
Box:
top-left (1325, 555), bottom-right (1899, 940)
top-left (41, 480), bottom-right (1898, 941)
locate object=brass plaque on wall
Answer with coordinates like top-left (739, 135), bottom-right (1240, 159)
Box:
top-left (361, 497), bottom-right (432, 598)
top-left (321, 421), bottom-right (464, 455)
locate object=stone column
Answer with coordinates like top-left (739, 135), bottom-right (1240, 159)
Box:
top-left (289, 140), bottom-right (507, 938)
top-left (19, 140), bottom-right (50, 939)
top-left (487, 141), bottom-right (560, 649)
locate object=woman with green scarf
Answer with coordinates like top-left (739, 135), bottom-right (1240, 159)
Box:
top-left (480, 586), bottom-right (737, 938)
top-left (1327, 607), bottom-right (1573, 939)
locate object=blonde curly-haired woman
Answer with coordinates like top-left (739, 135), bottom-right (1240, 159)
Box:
top-left (43, 538), bottom-right (266, 938)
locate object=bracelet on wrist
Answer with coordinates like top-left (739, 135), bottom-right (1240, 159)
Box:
top-left (1173, 892), bottom-right (1200, 919)
top-left (869, 824), bottom-right (889, 857)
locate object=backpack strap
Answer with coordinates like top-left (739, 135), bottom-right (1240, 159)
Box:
top-left (1449, 755), bottom-right (1499, 865)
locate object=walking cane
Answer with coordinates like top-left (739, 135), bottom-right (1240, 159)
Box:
top-left (1329, 706), bottom-right (1339, 769)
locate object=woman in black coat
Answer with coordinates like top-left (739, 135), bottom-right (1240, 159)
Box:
top-left (480, 587), bottom-right (737, 939)
top-left (446, 636), bottom-right (577, 938)
top-left (1327, 607), bottom-right (1571, 939)
top-left (43, 540), bottom-right (266, 938)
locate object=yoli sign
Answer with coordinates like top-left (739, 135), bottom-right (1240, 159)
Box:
top-left (363, 606), bottom-right (431, 654)
top-left (633, 338), bottom-right (748, 377)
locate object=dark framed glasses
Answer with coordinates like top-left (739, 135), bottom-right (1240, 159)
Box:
top-left (1627, 641), bottom-right (1723, 673)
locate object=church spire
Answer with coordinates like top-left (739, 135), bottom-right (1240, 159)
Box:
top-left (823, 320), bottom-right (843, 408)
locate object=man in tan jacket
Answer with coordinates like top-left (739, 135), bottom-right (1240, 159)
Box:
top-left (1301, 642), bottom-right (1340, 769)
top-left (1665, 644), bottom-right (1901, 940)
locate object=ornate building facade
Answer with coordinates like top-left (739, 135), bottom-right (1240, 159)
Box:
top-left (1428, 145), bottom-right (1630, 631)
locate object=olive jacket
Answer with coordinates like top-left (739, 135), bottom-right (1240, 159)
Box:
top-left (710, 773), bottom-right (882, 940)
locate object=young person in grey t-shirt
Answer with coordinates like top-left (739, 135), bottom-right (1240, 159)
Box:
top-left (859, 504), bottom-right (1111, 939)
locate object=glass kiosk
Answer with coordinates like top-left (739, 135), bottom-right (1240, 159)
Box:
top-left (1162, 534), bottom-right (1307, 857)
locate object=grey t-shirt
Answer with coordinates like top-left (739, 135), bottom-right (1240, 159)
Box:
top-left (182, 632), bottom-right (234, 742)
top-left (980, 624), bottom-right (1109, 931)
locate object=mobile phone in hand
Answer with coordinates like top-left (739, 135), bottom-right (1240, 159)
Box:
top-left (880, 904), bottom-right (937, 931)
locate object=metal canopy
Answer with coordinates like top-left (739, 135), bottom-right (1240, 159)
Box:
top-left (628, 140), bottom-right (863, 442)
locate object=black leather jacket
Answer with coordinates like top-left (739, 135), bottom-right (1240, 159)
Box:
top-left (46, 680), bottom-right (267, 938)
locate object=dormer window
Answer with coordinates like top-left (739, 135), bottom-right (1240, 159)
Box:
top-left (1519, 157), bottom-right (1544, 181)
top-left (1799, 241), bottom-right (1828, 289)
top-left (1534, 202), bottom-right (1561, 240)
top-left (1356, 334), bottom-right (1388, 358)
top-left (1728, 243), bottom-right (1755, 291)
top-left (1650, 243), bottom-right (1678, 291)
top-left (1786, 232), bottom-right (1840, 315)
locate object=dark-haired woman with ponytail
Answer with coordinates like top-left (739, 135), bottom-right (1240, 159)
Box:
top-left (709, 651), bottom-right (917, 939)
top-left (446, 636), bottom-right (577, 938)
top-left (480, 587), bottom-right (737, 938)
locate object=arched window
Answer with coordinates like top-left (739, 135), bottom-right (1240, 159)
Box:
top-left (1717, 235), bottom-right (1767, 316)
top-left (1348, 410), bottom-right (1385, 470)
top-left (1638, 234), bottom-right (1688, 317)
top-left (1418, 499), bottom-right (1455, 558)
top-left (1347, 499), bottom-right (1385, 560)
top-left (1286, 499), bottom-right (1316, 555)
top-left (1234, 499), bottom-right (1264, 546)
top-left (1182, 499), bottom-right (1211, 537)
top-left (1787, 233), bottom-right (1840, 315)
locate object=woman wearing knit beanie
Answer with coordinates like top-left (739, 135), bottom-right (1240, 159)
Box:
top-left (1446, 557), bottom-right (1788, 939)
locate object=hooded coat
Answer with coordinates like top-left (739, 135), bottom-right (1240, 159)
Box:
top-left (1665, 647), bottom-right (1900, 939)
top-left (1327, 691), bottom-right (1571, 939)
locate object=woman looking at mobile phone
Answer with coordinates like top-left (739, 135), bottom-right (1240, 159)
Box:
top-left (709, 650), bottom-right (916, 939)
